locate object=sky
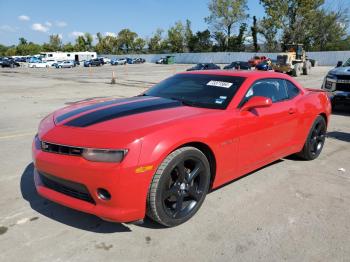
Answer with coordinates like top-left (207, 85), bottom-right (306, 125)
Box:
top-left (0, 0), bottom-right (348, 46)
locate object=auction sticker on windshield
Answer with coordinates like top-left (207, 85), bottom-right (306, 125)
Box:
top-left (207, 80), bottom-right (233, 88)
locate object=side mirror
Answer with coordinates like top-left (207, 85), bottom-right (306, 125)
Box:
top-left (336, 61), bottom-right (343, 67)
top-left (241, 96), bottom-right (272, 111)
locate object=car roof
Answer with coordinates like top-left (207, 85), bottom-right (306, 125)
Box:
top-left (180, 70), bottom-right (292, 80)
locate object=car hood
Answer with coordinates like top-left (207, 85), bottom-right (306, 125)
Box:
top-left (52, 96), bottom-right (214, 135)
top-left (329, 66), bottom-right (350, 75)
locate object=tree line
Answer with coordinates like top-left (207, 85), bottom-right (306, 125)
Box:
top-left (1, 0), bottom-right (349, 57)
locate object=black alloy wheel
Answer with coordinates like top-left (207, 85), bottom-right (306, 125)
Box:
top-left (297, 115), bottom-right (327, 160)
top-left (147, 147), bottom-right (211, 227)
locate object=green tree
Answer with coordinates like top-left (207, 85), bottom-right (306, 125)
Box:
top-left (259, 0), bottom-right (324, 48)
top-left (75, 33), bottom-right (93, 51)
top-left (251, 16), bottom-right (259, 52)
top-left (184, 19), bottom-right (194, 51)
top-left (94, 32), bottom-right (119, 54)
top-left (167, 21), bottom-right (185, 53)
top-left (258, 17), bottom-right (279, 52)
top-left (62, 42), bottom-right (75, 52)
top-left (148, 29), bottom-right (163, 53)
top-left (118, 29), bottom-right (138, 53)
top-left (188, 30), bottom-right (213, 52)
top-left (205, 0), bottom-right (248, 49)
top-left (42, 35), bottom-right (62, 52)
top-left (49, 34), bottom-right (62, 51)
top-left (133, 38), bottom-right (146, 53)
top-left (227, 23), bottom-right (247, 51)
top-left (309, 9), bottom-right (349, 51)
top-left (19, 37), bottom-right (27, 46)
top-left (5, 47), bottom-right (17, 56)
top-left (212, 31), bottom-right (227, 51)
top-left (16, 38), bottom-right (42, 55)
top-left (0, 44), bottom-right (10, 56)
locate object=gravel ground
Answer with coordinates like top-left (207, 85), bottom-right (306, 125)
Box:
top-left (0, 64), bottom-right (349, 262)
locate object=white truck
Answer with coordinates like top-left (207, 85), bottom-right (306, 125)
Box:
top-left (40, 52), bottom-right (97, 63)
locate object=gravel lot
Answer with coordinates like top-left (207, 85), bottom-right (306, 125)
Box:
top-left (0, 64), bottom-right (349, 262)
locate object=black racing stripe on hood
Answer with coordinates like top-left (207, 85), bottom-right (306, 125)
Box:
top-left (56, 96), bottom-right (148, 123)
top-left (64, 97), bottom-right (183, 127)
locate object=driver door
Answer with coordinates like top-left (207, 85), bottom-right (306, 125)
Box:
top-left (237, 78), bottom-right (297, 174)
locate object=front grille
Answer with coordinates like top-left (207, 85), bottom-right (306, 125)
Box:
top-left (41, 141), bottom-right (83, 156)
top-left (38, 172), bottom-right (95, 204)
top-left (336, 83), bottom-right (350, 92)
top-left (336, 75), bottom-right (350, 80)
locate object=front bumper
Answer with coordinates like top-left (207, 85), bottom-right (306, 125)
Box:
top-left (329, 91), bottom-right (350, 106)
top-left (322, 78), bottom-right (350, 105)
top-left (32, 140), bottom-right (155, 223)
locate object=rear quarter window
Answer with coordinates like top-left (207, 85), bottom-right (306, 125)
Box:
top-left (285, 80), bottom-right (300, 99)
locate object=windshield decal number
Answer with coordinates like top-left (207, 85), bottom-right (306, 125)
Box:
top-left (207, 80), bottom-right (233, 88)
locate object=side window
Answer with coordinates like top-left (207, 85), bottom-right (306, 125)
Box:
top-left (244, 79), bottom-right (288, 104)
top-left (285, 80), bottom-right (300, 99)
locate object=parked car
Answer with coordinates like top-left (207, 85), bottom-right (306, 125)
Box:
top-left (32, 71), bottom-right (331, 227)
top-left (99, 57), bottom-right (111, 64)
top-left (14, 57), bottom-right (27, 63)
top-left (187, 63), bottom-right (220, 71)
top-left (44, 60), bottom-right (59, 67)
top-left (1, 58), bottom-right (20, 68)
top-left (156, 57), bottom-right (167, 64)
top-left (97, 57), bottom-right (106, 65)
top-left (133, 58), bottom-right (145, 64)
top-left (248, 56), bottom-right (269, 67)
top-left (84, 59), bottom-right (103, 67)
top-left (223, 61), bottom-right (251, 70)
top-left (255, 60), bottom-right (272, 71)
top-left (111, 58), bottom-right (127, 65)
top-left (28, 57), bottom-right (42, 63)
top-left (321, 58), bottom-right (350, 109)
top-left (126, 58), bottom-right (137, 64)
top-left (55, 60), bottom-right (75, 68)
top-left (29, 61), bottom-right (49, 68)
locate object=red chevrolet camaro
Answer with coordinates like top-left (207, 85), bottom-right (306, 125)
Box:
top-left (32, 71), bottom-right (331, 227)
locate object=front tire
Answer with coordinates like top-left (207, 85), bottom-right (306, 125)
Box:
top-left (147, 147), bottom-right (211, 227)
top-left (292, 63), bottom-right (301, 77)
top-left (297, 115), bottom-right (327, 160)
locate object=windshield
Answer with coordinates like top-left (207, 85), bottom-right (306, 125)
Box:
top-left (144, 74), bottom-right (245, 109)
top-left (343, 58), bottom-right (350, 67)
top-left (192, 64), bottom-right (204, 69)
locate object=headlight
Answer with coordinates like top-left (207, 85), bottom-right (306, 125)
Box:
top-left (82, 148), bottom-right (128, 163)
top-left (34, 134), bottom-right (41, 150)
top-left (327, 73), bottom-right (337, 79)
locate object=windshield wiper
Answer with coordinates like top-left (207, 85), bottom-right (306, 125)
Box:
top-left (137, 93), bottom-right (149, 97)
top-left (169, 97), bottom-right (199, 107)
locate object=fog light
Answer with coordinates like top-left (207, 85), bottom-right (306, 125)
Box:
top-left (97, 188), bottom-right (111, 200)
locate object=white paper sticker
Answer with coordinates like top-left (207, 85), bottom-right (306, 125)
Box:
top-left (207, 80), bottom-right (233, 88)
top-left (215, 99), bottom-right (224, 104)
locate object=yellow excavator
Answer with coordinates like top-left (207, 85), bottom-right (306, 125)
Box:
top-left (272, 44), bottom-right (312, 77)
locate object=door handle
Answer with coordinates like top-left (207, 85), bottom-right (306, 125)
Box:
top-left (288, 108), bottom-right (296, 114)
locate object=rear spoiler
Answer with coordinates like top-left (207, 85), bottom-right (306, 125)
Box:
top-left (304, 88), bottom-right (327, 93)
top-left (305, 88), bottom-right (332, 99)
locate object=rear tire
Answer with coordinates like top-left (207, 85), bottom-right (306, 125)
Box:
top-left (297, 115), bottom-right (327, 160)
top-left (147, 147), bottom-right (211, 227)
top-left (303, 61), bottom-right (312, 75)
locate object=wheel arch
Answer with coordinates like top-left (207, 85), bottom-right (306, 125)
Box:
top-left (319, 112), bottom-right (328, 125)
